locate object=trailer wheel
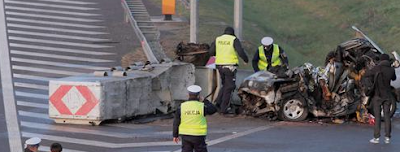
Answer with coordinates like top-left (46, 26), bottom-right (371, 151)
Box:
top-left (279, 96), bottom-right (308, 121)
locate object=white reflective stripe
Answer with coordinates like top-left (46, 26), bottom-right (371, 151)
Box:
top-left (17, 101), bottom-right (48, 109)
top-left (35, 0), bottom-right (96, 5)
top-left (11, 50), bottom-right (114, 63)
top-left (6, 11), bottom-right (102, 22)
top-left (39, 146), bottom-right (87, 152)
top-left (8, 30), bottom-right (110, 42)
top-left (7, 17), bottom-right (105, 29)
top-left (9, 36), bottom-right (113, 48)
top-left (15, 91), bottom-right (48, 99)
top-left (10, 43), bottom-right (114, 55)
top-left (12, 58), bottom-right (109, 71)
top-left (18, 111), bottom-right (50, 120)
top-left (14, 82), bottom-right (49, 90)
top-left (7, 23), bottom-right (108, 35)
top-left (4, 1), bottom-right (98, 10)
top-left (12, 65), bottom-right (86, 76)
top-left (13, 74), bottom-right (52, 82)
top-left (5, 6), bottom-right (100, 16)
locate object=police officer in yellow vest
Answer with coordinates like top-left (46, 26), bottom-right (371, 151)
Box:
top-left (209, 27), bottom-right (249, 114)
top-left (173, 85), bottom-right (217, 152)
top-left (252, 37), bottom-right (289, 72)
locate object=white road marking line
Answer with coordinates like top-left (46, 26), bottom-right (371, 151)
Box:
top-left (10, 43), bottom-right (114, 56)
top-left (13, 74), bottom-right (52, 82)
top-left (8, 30), bottom-right (110, 42)
top-left (17, 101), bottom-right (48, 109)
top-left (172, 126), bottom-right (274, 152)
top-left (4, 1), bottom-right (98, 10)
top-left (0, 0), bottom-right (22, 150)
top-left (35, 0), bottom-right (97, 5)
top-left (6, 11), bottom-right (102, 22)
top-left (12, 58), bottom-right (110, 71)
top-left (12, 65), bottom-right (86, 76)
top-left (9, 36), bottom-right (113, 48)
top-left (21, 121), bottom-right (145, 138)
top-left (14, 82), bottom-right (49, 90)
top-left (11, 50), bottom-right (114, 63)
top-left (18, 110), bottom-right (50, 120)
top-left (5, 6), bottom-right (100, 16)
top-left (15, 91), bottom-right (48, 100)
top-left (7, 23), bottom-right (108, 35)
top-left (7, 17), bottom-right (105, 29)
top-left (22, 132), bottom-right (176, 148)
top-left (207, 126), bottom-right (273, 145)
top-left (39, 145), bottom-right (87, 152)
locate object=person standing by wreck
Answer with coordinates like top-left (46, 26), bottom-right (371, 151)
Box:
top-left (364, 54), bottom-right (396, 144)
top-left (173, 85), bottom-right (217, 152)
top-left (209, 27), bottom-right (249, 115)
top-left (252, 36), bottom-right (289, 73)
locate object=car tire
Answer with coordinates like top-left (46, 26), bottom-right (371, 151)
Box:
top-left (279, 96), bottom-right (308, 121)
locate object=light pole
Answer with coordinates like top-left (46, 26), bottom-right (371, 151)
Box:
top-left (190, 0), bottom-right (198, 43)
top-left (234, 0), bottom-right (243, 40)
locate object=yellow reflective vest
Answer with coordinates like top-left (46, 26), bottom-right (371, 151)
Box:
top-left (215, 34), bottom-right (239, 65)
top-left (258, 44), bottom-right (282, 70)
top-left (179, 101), bottom-right (207, 136)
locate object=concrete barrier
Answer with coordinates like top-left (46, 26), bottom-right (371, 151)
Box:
top-left (49, 62), bottom-right (195, 125)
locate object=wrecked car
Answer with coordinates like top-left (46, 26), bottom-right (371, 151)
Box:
top-left (238, 37), bottom-right (398, 122)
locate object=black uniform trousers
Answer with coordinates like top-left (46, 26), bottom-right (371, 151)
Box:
top-left (181, 135), bottom-right (207, 152)
top-left (216, 66), bottom-right (236, 114)
top-left (372, 97), bottom-right (392, 138)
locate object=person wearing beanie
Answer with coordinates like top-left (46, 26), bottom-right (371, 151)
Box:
top-left (364, 53), bottom-right (396, 144)
top-left (209, 27), bottom-right (249, 114)
top-left (252, 36), bottom-right (289, 72)
top-left (173, 85), bottom-right (217, 152)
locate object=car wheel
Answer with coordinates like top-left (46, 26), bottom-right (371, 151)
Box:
top-left (280, 97), bottom-right (308, 121)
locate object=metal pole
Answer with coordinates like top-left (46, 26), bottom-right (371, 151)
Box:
top-left (234, 0), bottom-right (243, 40)
top-left (0, 0), bottom-right (23, 151)
top-left (190, 0), bottom-right (198, 43)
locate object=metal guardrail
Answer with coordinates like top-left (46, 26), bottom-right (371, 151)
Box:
top-left (121, 0), bottom-right (159, 64)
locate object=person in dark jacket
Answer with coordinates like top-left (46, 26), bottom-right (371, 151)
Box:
top-left (50, 143), bottom-right (63, 152)
top-left (173, 85), bottom-right (217, 152)
top-left (209, 27), bottom-right (249, 114)
top-left (364, 54), bottom-right (396, 144)
top-left (252, 37), bottom-right (289, 72)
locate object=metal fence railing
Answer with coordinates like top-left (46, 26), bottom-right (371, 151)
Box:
top-left (121, 0), bottom-right (159, 64)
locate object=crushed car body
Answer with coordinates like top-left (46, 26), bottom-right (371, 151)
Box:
top-left (238, 37), bottom-right (398, 122)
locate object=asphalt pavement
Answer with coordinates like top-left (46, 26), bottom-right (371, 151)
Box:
top-left (0, 91), bottom-right (11, 152)
top-left (0, 0), bottom-right (400, 152)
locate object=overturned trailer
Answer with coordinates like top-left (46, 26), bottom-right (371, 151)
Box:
top-left (238, 28), bottom-right (399, 122)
